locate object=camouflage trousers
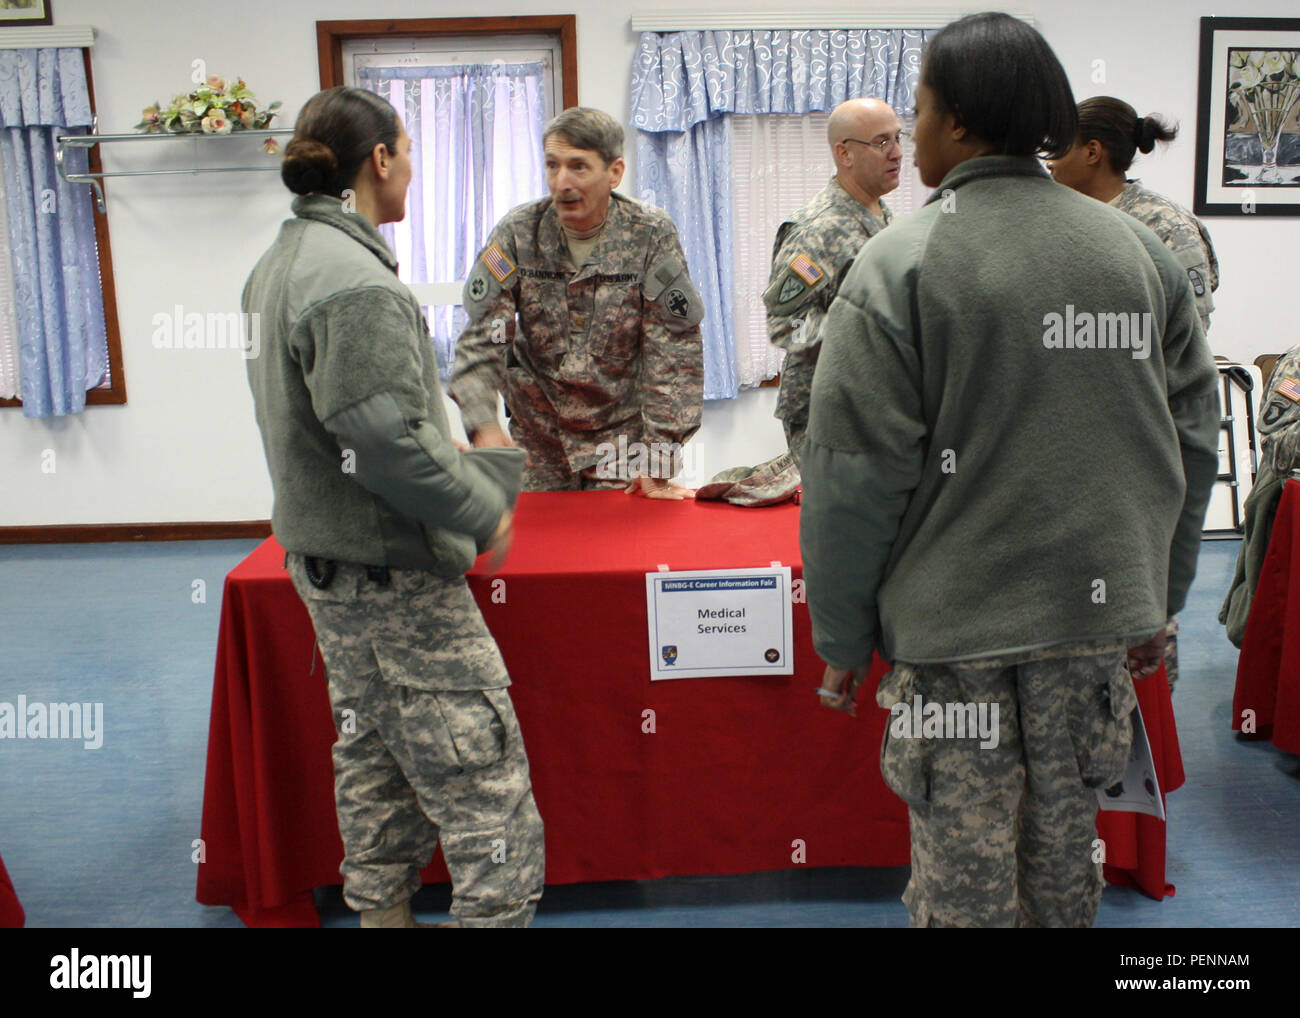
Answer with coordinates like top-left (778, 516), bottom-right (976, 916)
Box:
top-left (286, 554), bottom-right (545, 926)
top-left (877, 641), bottom-right (1138, 927)
top-left (776, 342), bottom-right (821, 470)
top-left (510, 417), bottom-right (636, 492)
top-left (1163, 616), bottom-right (1179, 689)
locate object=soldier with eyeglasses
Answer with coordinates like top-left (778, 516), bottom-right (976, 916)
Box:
top-left (763, 98), bottom-right (904, 465)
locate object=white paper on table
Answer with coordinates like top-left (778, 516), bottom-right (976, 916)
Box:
top-left (1096, 699), bottom-right (1165, 821)
top-left (645, 566), bottom-right (794, 680)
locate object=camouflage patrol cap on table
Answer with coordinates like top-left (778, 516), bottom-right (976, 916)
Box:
top-left (695, 451), bottom-right (801, 507)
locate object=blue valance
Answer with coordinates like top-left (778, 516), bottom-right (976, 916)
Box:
top-left (631, 30), bottom-right (927, 133)
top-left (0, 48), bottom-right (92, 129)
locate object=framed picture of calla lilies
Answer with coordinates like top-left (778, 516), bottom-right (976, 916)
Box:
top-left (1196, 17), bottom-right (1300, 215)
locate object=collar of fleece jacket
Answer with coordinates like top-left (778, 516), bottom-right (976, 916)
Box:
top-left (290, 193), bottom-right (399, 274)
top-left (924, 153), bottom-right (1049, 202)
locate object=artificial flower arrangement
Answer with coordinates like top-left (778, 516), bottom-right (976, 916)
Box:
top-left (135, 77), bottom-right (283, 154)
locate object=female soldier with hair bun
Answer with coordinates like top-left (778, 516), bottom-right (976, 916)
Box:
top-left (243, 86), bottom-right (544, 928)
top-left (1047, 96), bottom-right (1223, 693)
top-left (1047, 96), bottom-right (1220, 335)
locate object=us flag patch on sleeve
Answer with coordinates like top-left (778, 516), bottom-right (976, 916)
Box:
top-left (483, 244), bottom-right (516, 283)
top-left (790, 254), bottom-right (824, 286)
top-left (1277, 377), bottom-right (1300, 402)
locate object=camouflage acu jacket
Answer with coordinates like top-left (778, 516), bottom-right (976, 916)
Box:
top-left (763, 179), bottom-right (892, 352)
top-left (450, 192), bottom-right (704, 475)
top-left (1112, 181), bottom-right (1219, 334)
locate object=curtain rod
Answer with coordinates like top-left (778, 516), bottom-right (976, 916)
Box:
top-left (0, 25), bottom-right (95, 49)
top-left (629, 11), bottom-right (1032, 31)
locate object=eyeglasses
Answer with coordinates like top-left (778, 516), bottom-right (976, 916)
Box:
top-left (841, 130), bottom-right (908, 153)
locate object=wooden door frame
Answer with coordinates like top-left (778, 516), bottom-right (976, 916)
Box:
top-left (315, 16), bottom-right (578, 106)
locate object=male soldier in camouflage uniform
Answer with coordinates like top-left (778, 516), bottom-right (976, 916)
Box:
top-left (451, 108), bottom-right (705, 496)
top-left (764, 98), bottom-right (902, 465)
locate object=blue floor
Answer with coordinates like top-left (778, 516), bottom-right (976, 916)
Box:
top-left (0, 538), bottom-right (1295, 927)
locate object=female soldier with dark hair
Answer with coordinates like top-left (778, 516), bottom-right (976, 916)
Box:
top-left (1047, 96), bottom-right (1220, 335)
top-left (802, 14), bottom-right (1220, 927)
top-left (242, 87), bottom-right (544, 928)
top-left (1047, 96), bottom-right (1222, 693)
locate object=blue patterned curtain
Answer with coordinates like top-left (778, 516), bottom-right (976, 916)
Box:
top-left (0, 48), bottom-right (105, 418)
top-left (631, 29), bottom-right (929, 399)
top-left (360, 63), bottom-right (548, 378)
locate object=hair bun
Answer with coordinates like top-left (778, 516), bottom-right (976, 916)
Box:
top-left (281, 137), bottom-right (339, 195)
top-left (1133, 116), bottom-right (1154, 153)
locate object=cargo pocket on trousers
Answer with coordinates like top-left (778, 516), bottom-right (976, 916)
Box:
top-left (433, 690), bottom-right (508, 774)
top-left (877, 663), bottom-right (931, 808)
top-left (1068, 658), bottom-right (1137, 789)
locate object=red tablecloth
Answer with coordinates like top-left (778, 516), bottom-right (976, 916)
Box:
top-left (1233, 479), bottom-right (1300, 754)
top-left (196, 491), bottom-right (1181, 926)
top-left (0, 851), bottom-right (23, 928)
top-left (1098, 669), bottom-right (1184, 900)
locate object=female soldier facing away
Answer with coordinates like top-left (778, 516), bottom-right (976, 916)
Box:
top-left (1048, 96), bottom-right (1223, 689)
top-left (802, 14), bottom-right (1220, 927)
top-left (242, 87), bottom-right (544, 928)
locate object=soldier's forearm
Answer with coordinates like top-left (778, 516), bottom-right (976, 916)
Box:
top-left (450, 370), bottom-right (504, 436)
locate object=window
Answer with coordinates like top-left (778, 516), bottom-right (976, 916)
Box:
top-left (0, 45), bottom-right (126, 413)
top-left (729, 112), bottom-right (924, 387)
top-left (317, 17), bottom-right (577, 379)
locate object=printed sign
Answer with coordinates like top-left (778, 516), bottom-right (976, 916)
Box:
top-left (645, 567), bottom-right (794, 680)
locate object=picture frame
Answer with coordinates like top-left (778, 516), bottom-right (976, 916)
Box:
top-left (0, 1), bottom-right (52, 28)
top-left (1195, 16), bottom-right (1300, 216)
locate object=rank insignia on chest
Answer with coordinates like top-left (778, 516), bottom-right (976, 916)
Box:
top-left (790, 253), bottom-right (824, 285)
top-left (483, 244), bottom-right (516, 283)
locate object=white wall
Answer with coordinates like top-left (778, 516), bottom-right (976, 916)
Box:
top-left (3, 0), bottom-right (1293, 525)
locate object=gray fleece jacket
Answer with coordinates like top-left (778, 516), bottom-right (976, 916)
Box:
top-left (800, 155), bottom-right (1221, 668)
top-left (243, 194), bottom-right (518, 573)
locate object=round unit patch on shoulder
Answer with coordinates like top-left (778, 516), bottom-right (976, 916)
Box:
top-left (666, 288), bottom-right (689, 318)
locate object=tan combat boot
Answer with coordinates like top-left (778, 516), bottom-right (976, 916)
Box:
top-left (359, 900), bottom-right (459, 928)
top-left (359, 901), bottom-right (416, 928)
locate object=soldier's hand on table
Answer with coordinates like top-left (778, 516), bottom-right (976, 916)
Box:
top-left (626, 475), bottom-right (695, 500)
top-left (817, 664), bottom-right (869, 717)
top-left (484, 508), bottom-right (514, 571)
top-left (1126, 628), bottom-right (1167, 679)
top-left (471, 424), bottom-right (514, 449)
